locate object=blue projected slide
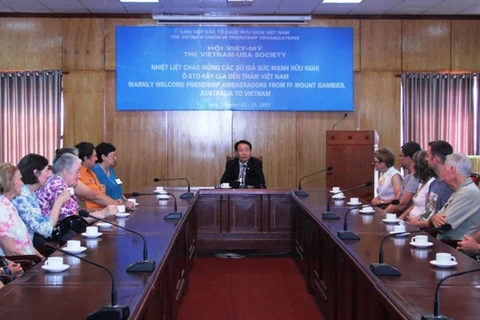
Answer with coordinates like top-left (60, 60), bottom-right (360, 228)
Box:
top-left (116, 26), bottom-right (353, 111)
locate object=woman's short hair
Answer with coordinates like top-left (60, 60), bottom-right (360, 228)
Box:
top-left (0, 163), bottom-right (17, 194)
top-left (75, 142), bottom-right (95, 162)
top-left (52, 153), bottom-right (81, 174)
top-left (95, 142), bottom-right (116, 163)
top-left (374, 147), bottom-right (395, 167)
top-left (413, 151), bottom-right (436, 182)
top-left (445, 153), bottom-right (472, 177)
top-left (53, 147), bottom-right (78, 164)
top-left (17, 154), bottom-right (49, 185)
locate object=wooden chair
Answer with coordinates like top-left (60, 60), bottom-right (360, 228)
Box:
top-left (470, 173), bottom-right (480, 187)
top-left (0, 274), bottom-right (12, 285)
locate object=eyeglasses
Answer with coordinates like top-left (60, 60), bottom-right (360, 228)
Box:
top-left (372, 160), bottom-right (383, 165)
top-left (107, 153), bottom-right (117, 159)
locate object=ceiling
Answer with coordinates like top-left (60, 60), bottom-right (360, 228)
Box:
top-left (0, 0), bottom-right (479, 17)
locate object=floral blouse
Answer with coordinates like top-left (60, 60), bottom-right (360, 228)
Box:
top-left (35, 175), bottom-right (79, 221)
top-left (12, 184), bottom-right (53, 238)
top-left (0, 195), bottom-right (35, 256)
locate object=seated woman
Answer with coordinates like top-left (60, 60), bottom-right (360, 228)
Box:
top-left (13, 154), bottom-right (71, 244)
top-left (220, 140), bottom-right (266, 188)
top-left (75, 142), bottom-right (131, 210)
top-left (371, 147), bottom-right (403, 206)
top-left (400, 151), bottom-right (436, 221)
top-left (92, 143), bottom-right (135, 206)
top-left (0, 163), bottom-right (42, 258)
top-left (35, 153), bottom-right (117, 240)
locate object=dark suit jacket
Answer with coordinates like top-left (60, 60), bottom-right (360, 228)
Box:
top-left (220, 157), bottom-right (266, 188)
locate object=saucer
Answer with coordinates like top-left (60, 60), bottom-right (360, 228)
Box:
top-left (389, 231), bottom-right (409, 237)
top-left (135, 203), bottom-right (140, 206)
top-left (154, 190), bottom-right (165, 194)
top-left (383, 218), bottom-right (400, 224)
top-left (347, 202), bottom-right (362, 206)
top-left (63, 246), bottom-right (87, 254)
top-left (81, 232), bottom-right (103, 239)
top-left (430, 260), bottom-right (458, 268)
top-left (96, 222), bottom-right (112, 229)
top-left (330, 190), bottom-right (342, 194)
top-left (115, 212), bottom-right (130, 218)
top-left (157, 195), bottom-right (170, 199)
top-left (42, 264), bottom-right (70, 273)
top-left (359, 209), bottom-right (375, 214)
top-left (410, 241), bottom-right (433, 248)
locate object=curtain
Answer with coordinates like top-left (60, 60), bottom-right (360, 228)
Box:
top-left (402, 73), bottom-right (475, 154)
top-left (0, 70), bottom-right (63, 164)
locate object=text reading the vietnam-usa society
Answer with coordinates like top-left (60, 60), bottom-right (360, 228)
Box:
top-left (116, 26), bottom-right (353, 111)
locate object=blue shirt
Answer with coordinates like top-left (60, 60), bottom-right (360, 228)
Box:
top-left (92, 164), bottom-right (124, 201)
top-left (12, 185), bottom-right (53, 238)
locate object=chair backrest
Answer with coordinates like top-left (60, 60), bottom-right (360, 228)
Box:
top-left (470, 173), bottom-right (480, 187)
top-left (226, 156), bottom-right (263, 162)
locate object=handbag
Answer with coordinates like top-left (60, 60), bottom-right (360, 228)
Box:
top-left (49, 215), bottom-right (89, 243)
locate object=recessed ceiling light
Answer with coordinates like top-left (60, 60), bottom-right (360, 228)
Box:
top-left (323, 0), bottom-right (362, 3)
top-left (119, 0), bottom-right (159, 3)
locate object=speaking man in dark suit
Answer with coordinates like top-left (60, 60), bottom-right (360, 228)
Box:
top-left (220, 140), bottom-right (266, 188)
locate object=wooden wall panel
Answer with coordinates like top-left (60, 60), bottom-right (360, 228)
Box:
top-left (296, 112), bottom-right (356, 190)
top-left (63, 71), bottom-right (105, 147)
top-left (360, 20), bottom-right (402, 71)
top-left (309, 19), bottom-right (360, 72)
top-left (402, 20), bottom-right (451, 71)
top-left (62, 18), bottom-right (105, 71)
top-left (104, 18), bottom-right (157, 71)
top-left (167, 111), bottom-right (232, 187)
top-left (0, 18), bottom-right (62, 70)
top-left (232, 111), bottom-right (296, 188)
top-left (359, 71), bottom-right (400, 152)
top-left (451, 20), bottom-right (480, 71)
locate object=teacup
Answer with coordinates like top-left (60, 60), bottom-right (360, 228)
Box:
top-left (45, 256), bottom-right (63, 268)
top-left (66, 240), bottom-right (80, 250)
top-left (393, 225), bottom-right (406, 233)
top-left (331, 187), bottom-right (340, 193)
top-left (436, 253), bottom-right (456, 264)
top-left (412, 235), bottom-right (428, 244)
top-left (67, 187), bottom-right (75, 196)
top-left (86, 226), bottom-right (98, 235)
top-left (155, 186), bottom-right (164, 192)
top-left (220, 182), bottom-right (230, 188)
top-left (349, 197), bottom-right (359, 204)
top-left (117, 205), bottom-right (126, 213)
top-left (386, 213), bottom-right (397, 221)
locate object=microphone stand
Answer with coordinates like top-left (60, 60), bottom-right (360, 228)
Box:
top-left (154, 177), bottom-right (193, 199)
top-left (45, 243), bottom-right (130, 320)
top-left (163, 192), bottom-right (182, 220)
top-left (322, 181), bottom-right (373, 220)
top-left (131, 192), bottom-right (183, 221)
top-left (338, 200), bottom-right (400, 241)
top-left (370, 224), bottom-right (452, 276)
top-left (295, 166), bottom-right (333, 197)
top-left (78, 210), bottom-right (156, 273)
top-left (421, 267), bottom-right (480, 320)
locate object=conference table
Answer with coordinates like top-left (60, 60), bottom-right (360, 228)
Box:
top-left (0, 187), bottom-right (479, 320)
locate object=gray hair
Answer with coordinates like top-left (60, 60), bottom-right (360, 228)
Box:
top-left (445, 153), bottom-right (471, 177)
top-left (52, 153), bottom-right (81, 174)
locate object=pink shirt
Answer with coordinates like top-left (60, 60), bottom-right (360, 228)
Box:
top-left (0, 195), bottom-right (35, 255)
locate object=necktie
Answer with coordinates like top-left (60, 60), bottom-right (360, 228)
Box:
top-left (240, 164), bottom-right (247, 185)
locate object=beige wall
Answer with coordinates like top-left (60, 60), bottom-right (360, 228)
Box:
top-left (1, 17), bottom-right (479, 192)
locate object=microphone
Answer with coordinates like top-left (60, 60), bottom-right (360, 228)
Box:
top-left (421, 267), bottom-right (480, 320)
top-left (370, 224), bottom-right (452, 276)
top-left (153, 177), bottom-right (193, 199)
top-left (322, 181), bottom-right (373, 220)
top-left (78, 210), bottom-right (156, 272)
top-left (131, 192), bottom-right (183, 220)
top-left (338, 200), bottom-right (400, 240)
top-left (295, 166), bottom-right (333, 197)
top-left (332, 113), bottom-right (348, 131)
top-left (45, 243), bottom-right (130, 320)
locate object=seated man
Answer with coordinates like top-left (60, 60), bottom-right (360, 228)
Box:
top-left (430, 153), bottom-right (480, 241)
top-left (220, 140), bottom-right (266, 188)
